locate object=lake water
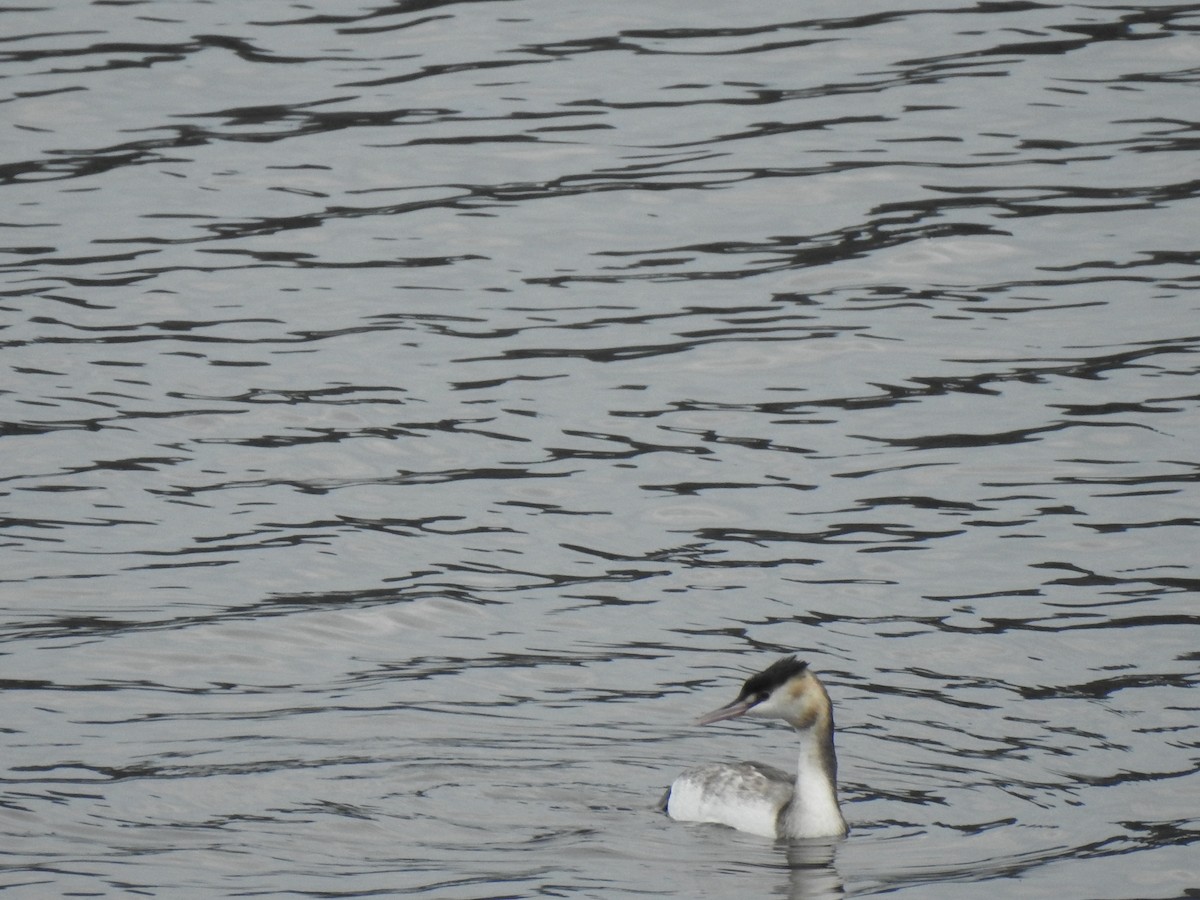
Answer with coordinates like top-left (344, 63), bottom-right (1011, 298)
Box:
top-left (2, 1), bottom-right (1198, 897)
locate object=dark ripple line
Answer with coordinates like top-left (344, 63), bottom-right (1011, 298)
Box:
top-left (896, 4), bottom-right (1197, 70)
top-left (173, 384), bottom-right (410, 405)
top-left (887, 178), bottom-right (1200, 220)
top-left (0, 32), bottom-right (352, 70)
top-left (1031, 561), bottom-right (1199, 594)
top-left (523, 32), bottom-right (836, 60)
top-left (342, 56), bottom-right (550, 88)
top-left (146, 465), bottom-right (575, 498)
top-left (0, 564), bottom-right (671, 645)
top-left (27, 315), bottom-right (281, 333)
top-left (1019, 671), bottom-right (1200, 701)
top-left (0, 318), bottom-right (420, 350)
top-left (97, 516), bottom-right (520, 563)
top-left (986, 462), bottom-right (1200, 490)
top-left (457, 330), bottom-right (843, 363)
top-left (1042, 246), bottom-right (1200, 272)
top-left (248, 3), bottom-right (466, 29)
top-left (639, 480), bottom-right (818, 497)
top-left (884, 612), bottom-right (1198, 636)
top-left (195, 417), bottom-right (531, 450)
top-left (0, 133), bottom-right (1096, 253)
top-left (861, 813), bottom-right (1200, 895)
top-left (1080, 517), bottom-right (1200, 533)
top-left (617, 338), bottom-right (1200, 417)
top-left (422, 306), bottom-right (834, 340)
top-left (530, 221), bottom-right (1005, 286)
top-left (854, 419), bottom-right (1161, 452)
top-left (657, 425), bottom-right (817, 456)
top-left (0, 407), bottom-right (244, 437)
top-left (1053, 396), bottom-right (1196, 417)
top-left (562, 539), bottom-right (821, 571)
top-left (543, 428), bottom-right (710, 462)
top-left (5, 754), bottom-right (381, 786)
top-left (692, 523), bottom-right (966, 546)
top-left (657, 113), bottom-right (892, 149)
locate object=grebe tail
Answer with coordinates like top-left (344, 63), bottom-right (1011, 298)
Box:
top-left (664, 656), bottom-right (848, 840)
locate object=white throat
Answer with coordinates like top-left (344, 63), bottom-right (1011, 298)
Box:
top-left (781, 725), bottom-right (846, 839)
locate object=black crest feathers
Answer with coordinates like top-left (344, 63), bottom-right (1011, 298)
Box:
top-left (738, 655), bottom-right (808, 700)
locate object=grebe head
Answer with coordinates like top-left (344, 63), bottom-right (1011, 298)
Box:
top-left (695, 656), bottom-right (831, 732)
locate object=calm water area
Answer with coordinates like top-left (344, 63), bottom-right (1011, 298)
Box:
top-left (2, 1), bottom-right (1198, 897)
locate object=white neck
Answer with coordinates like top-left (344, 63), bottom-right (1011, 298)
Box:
top-left (781, 722), bottom-right (847, 839)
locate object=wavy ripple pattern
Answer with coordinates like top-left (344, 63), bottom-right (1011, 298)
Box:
top-left (2, 2), bottom-right (1198, 898)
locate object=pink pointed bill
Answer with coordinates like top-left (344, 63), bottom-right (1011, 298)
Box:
top-left (695, 696), bottom-right (757, 726)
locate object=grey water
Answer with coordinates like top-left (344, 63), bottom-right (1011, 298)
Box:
top-left (2, 1), bottom-right (1198, 897)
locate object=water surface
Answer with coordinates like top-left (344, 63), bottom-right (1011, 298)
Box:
top-left (2, 1), bottom-right (1198, 897)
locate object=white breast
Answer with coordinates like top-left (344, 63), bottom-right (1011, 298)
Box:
top-left (666, 761), bottom-right (793, 839)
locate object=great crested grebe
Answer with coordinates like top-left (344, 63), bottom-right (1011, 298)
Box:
top-left (663, 656), bottom-right (848, 840)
